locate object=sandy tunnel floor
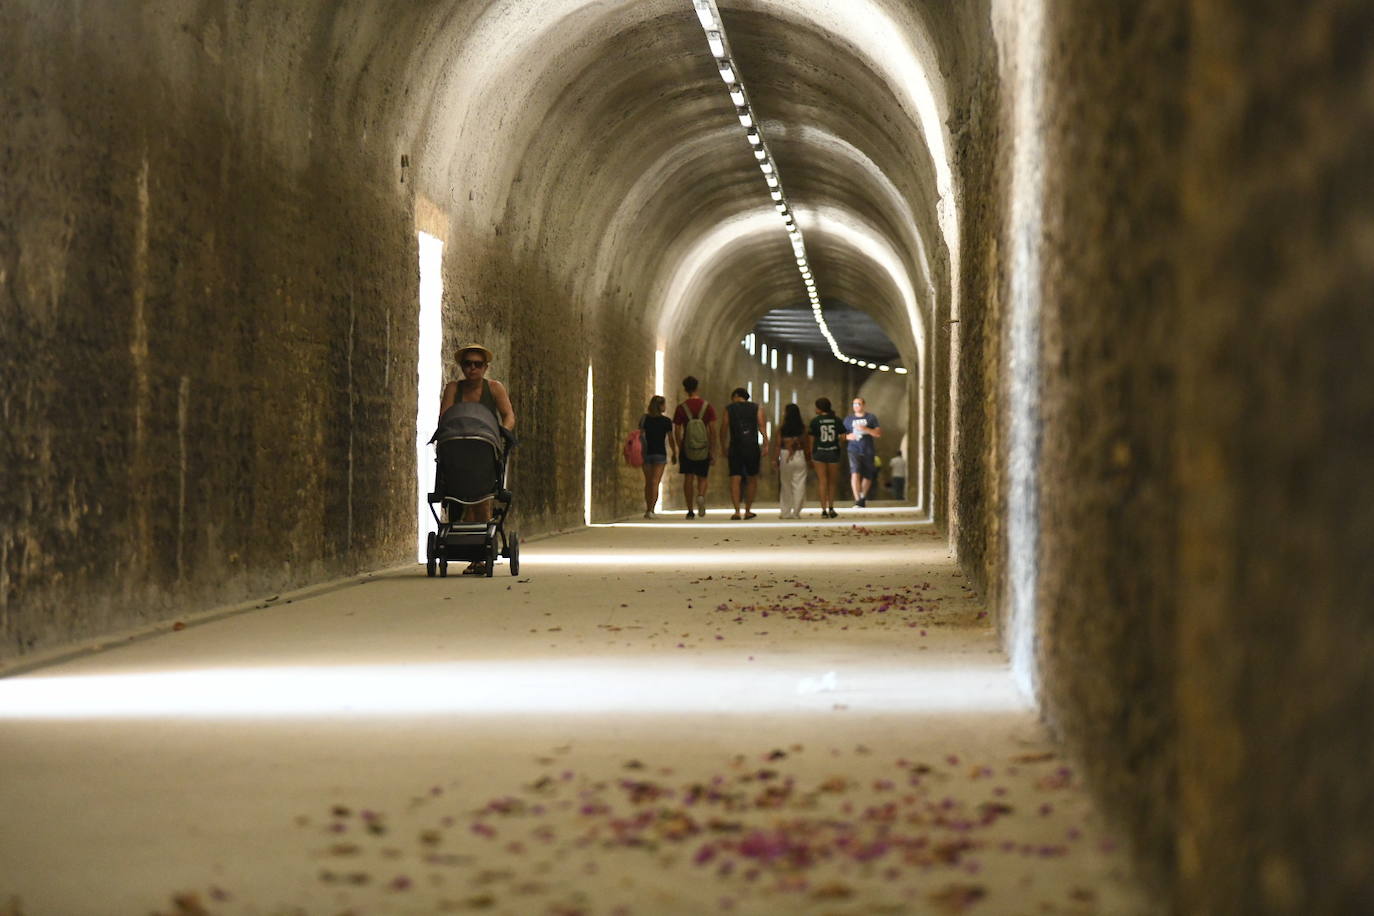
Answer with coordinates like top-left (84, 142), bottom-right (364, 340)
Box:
top-left (0, 507), bottom-right (1145, 915)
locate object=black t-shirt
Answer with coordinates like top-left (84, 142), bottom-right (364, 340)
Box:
top-left (725, 401), bottom-right (761, 452)
top-left (809, 414), bottom-right (842, 458)
top-left (639, 414), bottom-right (673, 456)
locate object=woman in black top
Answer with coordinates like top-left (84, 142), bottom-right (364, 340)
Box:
top-left (774, 403), bottom-right (812, 518)
top-left (638, 396), bottom-right (676, 519)
top-left (808, 397), bottom-right (842, 518)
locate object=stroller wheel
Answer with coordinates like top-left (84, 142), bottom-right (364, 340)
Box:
top-left (509, 534), bottom-right (520, 576)
top-left (439, 557), bottom-right (449, 577)
top-left (426, 532), bottom-right (437, 578)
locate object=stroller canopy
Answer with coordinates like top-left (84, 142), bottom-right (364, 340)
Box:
top-left (431, 402), bottom-right (503, 452)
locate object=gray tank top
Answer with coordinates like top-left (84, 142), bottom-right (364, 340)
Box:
top-left (460, 379), bottom-right (499, 418)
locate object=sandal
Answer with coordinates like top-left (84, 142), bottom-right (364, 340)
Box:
top-left (730, 513), bottom-right (742, 520)
top-left (744, 512), bottom-right (757, 519)
top-left (462, 561), bottom-right (486, 576)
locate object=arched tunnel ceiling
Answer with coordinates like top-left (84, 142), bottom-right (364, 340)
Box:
top-left (399, 0), bottom-right (969, 375)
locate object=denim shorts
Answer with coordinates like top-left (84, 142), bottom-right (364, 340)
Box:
top-left (848, 452), bottom-right (876, 478)
top-left (643, 453), bottom-right (668, 466)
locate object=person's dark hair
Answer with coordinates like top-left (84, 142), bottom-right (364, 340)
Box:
top-left (682, 376), bottom-right (699, 394)
top-left (815, 397), bottom-right (833, 413)
top-left (781, 404), bottom-right (806, 437)
top-left (647, 395), bottom-right (666, 415)
top-left (731, 387), bottom-right (750, 400)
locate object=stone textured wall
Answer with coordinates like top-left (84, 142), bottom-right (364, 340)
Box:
top-left (1, 4), bottom-right (420, 660)
top-left (950, 47), bottom-right (1005, 610)
top-left (1030, 0), bottom-right (1187, 894)
top-left (957, 0), bottom-right (1374, 910)
top-left (1173, 3), bottom-right (1374, 912)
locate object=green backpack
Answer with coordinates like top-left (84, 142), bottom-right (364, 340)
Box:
top-left (683, 401), bottom-right (710, 461)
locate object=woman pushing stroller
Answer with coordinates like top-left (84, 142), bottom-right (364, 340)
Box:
top-left (437, 344), bottom-right (516, 571)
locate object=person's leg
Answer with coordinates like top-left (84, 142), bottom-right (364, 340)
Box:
top-left (851, 470), bottom-right (863, 504)
top-left (696, 474), bottom-right (708, 515)
top-left (785, 458), bottom-right (796, 516)
top-left (785, 455), bottom-right (796, 516)
top-left (649, 463), bottom-right (666, 513)
top-left (460, 499), bottom-right (495, 571)
top-left (744, 474), bottom-right (758, 515)
top-left (642, 465), bottom-right (655, 514)
top-left (793, 460), bottom-right (806, 516)
top-left (729, 475), bottom-right (742, 517)
top-left (683, 472), bottom-right (697, 517)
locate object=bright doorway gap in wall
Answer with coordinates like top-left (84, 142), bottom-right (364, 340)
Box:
top-left (415, 232), bottom-right (444, 562)
top-left (584, 364), bottom-right (594, 525)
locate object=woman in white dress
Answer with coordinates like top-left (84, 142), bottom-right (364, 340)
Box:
top-left (774, 403), bottom-right (812, 519)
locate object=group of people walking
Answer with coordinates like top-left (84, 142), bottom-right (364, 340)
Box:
top-left (633, 375), bottom-right (891, 520)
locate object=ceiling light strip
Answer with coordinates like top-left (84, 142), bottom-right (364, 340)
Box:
top-left (690, 0), bottom-right (905, 375)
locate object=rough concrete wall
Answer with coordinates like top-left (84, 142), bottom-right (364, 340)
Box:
top-left (951, 40), bottom-right (1006, 610)
top-left (1173, 3), bottom-right (1374, 912)
top-left (1030, 0), bottom-right (1187, 894)
top-left (1, 4), bottom-right (418, 661)
top-left (960, 0), bottom-right (1374, 909)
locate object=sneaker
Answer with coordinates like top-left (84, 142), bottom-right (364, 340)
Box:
top-left (685, 510), bottom-right (695, 520)
top-left (857, 498), bottom-right (867, 508)
top-left (643, 511), bottom-right (654, 519)
top-left (697, 499), bottom-right (706, 517)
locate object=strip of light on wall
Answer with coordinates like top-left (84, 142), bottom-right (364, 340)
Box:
top-left (691, 0), bottom-right (905, 375)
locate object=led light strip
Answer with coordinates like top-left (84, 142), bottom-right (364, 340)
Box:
top-left (691, 0), bottom-right (907, 376)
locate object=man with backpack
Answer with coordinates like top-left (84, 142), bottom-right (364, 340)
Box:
top-left (673, 376), bottom-right (717, 519)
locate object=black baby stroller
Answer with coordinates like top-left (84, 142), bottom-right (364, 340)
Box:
top-left (426, 402), bottom-right (520, 577)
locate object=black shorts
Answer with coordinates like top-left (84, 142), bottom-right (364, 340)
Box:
top-left (812, 451), bottom-right (841, 464)
top-left (680, 455), bottom-right (711, 477)
top-left (728, 446), bottom-right (761, 477)
top-left (848, 452), bottom-right (876, 479)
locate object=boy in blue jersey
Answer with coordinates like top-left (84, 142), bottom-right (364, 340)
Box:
top-left (842, 397), bottom-right (882, 507)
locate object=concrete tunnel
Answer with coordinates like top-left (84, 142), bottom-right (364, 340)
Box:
top-left (2, 1), bottom-right (1373, 913)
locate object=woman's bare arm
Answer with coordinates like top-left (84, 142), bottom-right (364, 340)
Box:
top-left (438, 381), bottom-right (458, 420)
top-left (489, 379), bottom-right (517, 430)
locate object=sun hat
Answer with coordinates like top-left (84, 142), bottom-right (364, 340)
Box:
top-left (457, 343), bottom-right (494, 364)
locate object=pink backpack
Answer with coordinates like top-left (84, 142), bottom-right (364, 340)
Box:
top-left (623, 425), bottom-right (645, 467)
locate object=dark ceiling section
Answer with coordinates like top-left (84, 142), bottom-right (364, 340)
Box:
top-left (754, 303), bottom-right (901, 363)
